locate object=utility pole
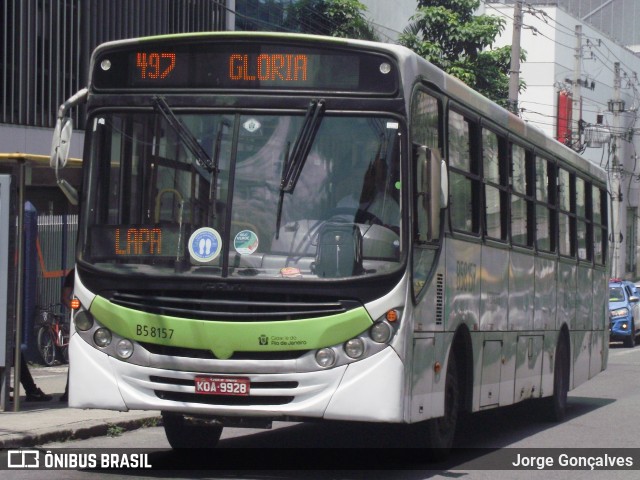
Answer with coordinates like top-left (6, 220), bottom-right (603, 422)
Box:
top-left (611, 62), bottom-right (622, 278)
top-left (508, 0), bottom-right (523, 115)
top-left (572, 25), bottom-right (582, 149)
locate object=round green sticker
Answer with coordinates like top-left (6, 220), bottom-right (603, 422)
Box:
top-left (234, 230), bottom-right (259, 255)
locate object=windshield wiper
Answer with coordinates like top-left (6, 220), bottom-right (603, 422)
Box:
top-left (276, 99), bottom-right (325, 236)
top-left (152, 95), bottom-right (214, 172)
top-left (280, 99), bottom-right (325, 193)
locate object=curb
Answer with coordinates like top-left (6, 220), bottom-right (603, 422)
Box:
top-left (0, 415), bottom-right (162, 448)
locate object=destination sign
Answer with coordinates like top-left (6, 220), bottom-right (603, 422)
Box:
top-left (92, 40), bottom-right (398, 94)
top-left (89, 225), bottom-right (181, 259)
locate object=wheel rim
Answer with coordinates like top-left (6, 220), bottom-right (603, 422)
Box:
top-left (38, 329), bottom-right (56, 365)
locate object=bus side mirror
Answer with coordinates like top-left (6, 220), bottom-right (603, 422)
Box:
top-left (50, 116), bottom-right (79, 205)
top-left (50, 88), bottom-right (88, 206)
top-left (50, 116), bottom-right (73, 169)
top-left (418, 146), bottom-right (448, 241)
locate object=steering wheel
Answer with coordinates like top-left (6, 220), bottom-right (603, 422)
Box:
top-left (328, 207), bottom-right (383, 226)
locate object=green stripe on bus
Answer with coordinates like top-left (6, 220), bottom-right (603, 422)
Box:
top-left (90, 296), bottom-right (373, 360)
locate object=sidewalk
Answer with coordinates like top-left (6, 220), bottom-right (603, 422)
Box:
top-left (0, 364), bottom-right (160, 448)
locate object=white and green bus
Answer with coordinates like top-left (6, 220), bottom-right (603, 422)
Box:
top-left (51, 32), bottom-right (609, 450)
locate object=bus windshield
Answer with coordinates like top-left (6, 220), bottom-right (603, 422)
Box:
top-left (82, 110), bottom-right (403, 280)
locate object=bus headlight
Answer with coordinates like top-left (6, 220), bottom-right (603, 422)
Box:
top-left (115, 339), bottom-right (134, 359)
top-left (94, 328), bottom-right (112, 347)
top-left (74, 311), bottom-right (94, 331)
top-left (370, 321), bottom-right (392, 343)
top-left (344, 338), bottom-right (365, 359)
top-left (315, 348), bottom-right (336, 368)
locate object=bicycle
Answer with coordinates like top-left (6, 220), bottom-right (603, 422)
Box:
top-left (34, 304), bottom-right (70, 366)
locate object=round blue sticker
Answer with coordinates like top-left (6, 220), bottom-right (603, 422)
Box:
top-left (188, 227), bottom-right (222, 263)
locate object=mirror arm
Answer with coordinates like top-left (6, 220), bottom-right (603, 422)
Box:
top-left (57, 88), bottom-right (88, 120)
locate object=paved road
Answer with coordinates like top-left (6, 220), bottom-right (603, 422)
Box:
top-left (6, 343), bottom-right (640, 479)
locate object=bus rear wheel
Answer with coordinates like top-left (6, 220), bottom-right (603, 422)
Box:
top-left (161, 412), bottom-right (223, 449)
top-left (544, 337), bottom-right (569, 422)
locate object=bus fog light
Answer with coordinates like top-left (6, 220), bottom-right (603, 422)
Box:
top-left (74, 311), bottom-right (94, 331)
top-left (370, 322), bottom-right (392, 343)
top-left (344, 338), bottom-right (365, 358)
top-left (315, 348), bottom-right (336, 368)
top-left (94, 328), bottom-right (112, 347)
top-left (115, 339), bottom-right (134, 359)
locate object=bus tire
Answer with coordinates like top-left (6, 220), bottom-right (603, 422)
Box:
top-left (423, 352), bottom-right (460, 455)
top-left (161, 411), bottom-right (223, 449)
top-left (545, 337), bottom-right (569, 422)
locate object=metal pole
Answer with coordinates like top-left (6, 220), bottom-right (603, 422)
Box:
top-left (13, 161), bottom-right (25, 412)
top-left (572, 25), bottom-right (582, 149)
top-left (611, 62), bottom-right (622, 278)
top-left (508, 0), bottom-right (523, 114)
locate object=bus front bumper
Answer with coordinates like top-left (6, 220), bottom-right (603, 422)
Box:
top-left (68, 335), bottom-right (406, 423)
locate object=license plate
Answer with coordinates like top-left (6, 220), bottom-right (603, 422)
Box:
top-left (194, 376), bottom-right (250, 396)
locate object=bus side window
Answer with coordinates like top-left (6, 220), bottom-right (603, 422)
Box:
top-left (558, 167), bottom-right (575, 257)
top-left (448, 109), bottom-right (480, 235)
top-left (576, 177), bottom-right (589, 261)
top-left (510, 143), bottom-right (534, 247)
top-left (593, 186), bottom-right (607, 265)
top-left (534, 156), bottom-right (556, 253)
top-left (482, 128), bottom-right (508, 241)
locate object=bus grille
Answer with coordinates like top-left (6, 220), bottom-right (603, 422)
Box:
top-left (140, 342), bottom-right (306, 360)
top-left (108, 291), bottom-right (359, 321)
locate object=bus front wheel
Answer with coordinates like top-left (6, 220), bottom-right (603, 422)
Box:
top-left (161, 411), bottom-right (223, 449)
top-left (420, 353), bottom-right (460, 456)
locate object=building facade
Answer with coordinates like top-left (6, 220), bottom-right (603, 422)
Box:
top-left (1, 0), bottom-right (414, 165)
top-left (496, 0), bottom-right (640, 53)
top-left (1, 0), bottom-right (229, 167)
